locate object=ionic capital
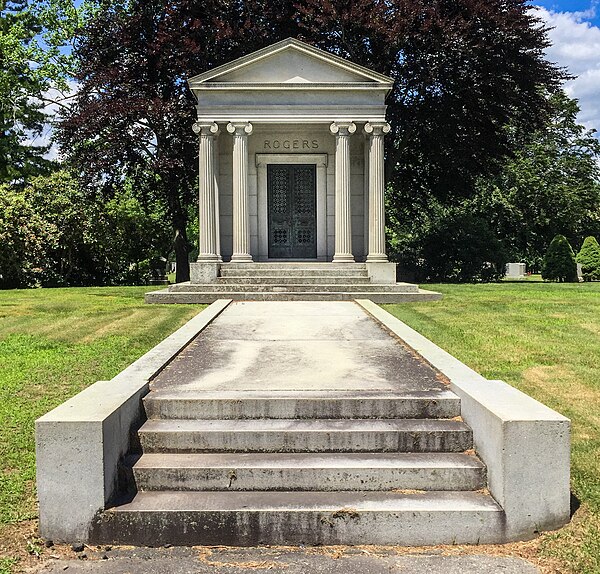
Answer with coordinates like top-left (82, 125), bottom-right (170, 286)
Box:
top-left (330, 121), bottom-right (356, 136)
top-left (192, 122), bottom-right (219, 136)
top-left (227, 122), bottom-right (253, 136)
top-left (364, 122), bottom-right (391, 136)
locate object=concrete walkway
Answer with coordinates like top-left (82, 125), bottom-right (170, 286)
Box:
top-left (57, 301), bottom-right (540, 571)
top-left (36, 547), bottom-right (541, 573)
top-left (151, 301), bottom-right (446, 392)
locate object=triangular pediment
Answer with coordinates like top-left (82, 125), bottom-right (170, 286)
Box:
top-left (189, 38), bottom-right (394, 87)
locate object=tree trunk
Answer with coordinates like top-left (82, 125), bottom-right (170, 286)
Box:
top-left (173, 223), bottom-right (190, 283)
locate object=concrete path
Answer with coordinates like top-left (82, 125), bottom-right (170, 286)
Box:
top-left (57, 301), bottom-right (539, 571)
top-left (151, 301), bottom-right (446, 392)
top-left (35, 547), bottom-right (541, 573)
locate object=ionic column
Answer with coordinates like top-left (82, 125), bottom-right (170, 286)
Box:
top-left (364, 122), bottom-right (391, 262)
top-left (227, 122), bottom-right (253, 262)
top-left (330, 121), bottom-right (356, 262)
top-left (193, 121), bottom-right (219, 262)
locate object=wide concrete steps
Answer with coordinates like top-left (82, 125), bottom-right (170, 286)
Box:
top-left (127, 452), bottom-right (486, 492)
top-left (92, 491), bottom-right (503, 546)
top-left (145, 288), bottom-right (441, 304)
top-left (220, 268), bottom-right (369, 278)
top-left (167, 282), bottom-right (420, 293)
top-left (137, 418), bottom-right (473, 453)
top-left (215, 275), bottom-right (373, 285)
top-left (93, 388), bottom-right (499, 546)
top-left (143, 390), bottom-right (461, 420)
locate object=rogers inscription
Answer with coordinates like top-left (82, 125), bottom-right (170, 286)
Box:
top-left (263, 139), bottom-right (319, 150)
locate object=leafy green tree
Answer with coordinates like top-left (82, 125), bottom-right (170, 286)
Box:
top-left (474, 93), bottom-right (600, 270)
top-left (0, 0), bottom-right (78, 184)
top-left (576, 236), bottom-right (600, 282)
top-left (541, 234), bottom-right (578, 283)
top-left (0, 170), bottom-right (173, 288)
top-left (0, 183), bottom-right (55, 288)
top-left (59, 0), bottom-right (565, 282)
top-left (389, 199), bottom-right (508, 282)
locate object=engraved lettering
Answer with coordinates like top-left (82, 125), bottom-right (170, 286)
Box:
top-left (312, 140), bottom-right (319, 149)
top-left (264, 140), bottom-right (271, 149)
top-left (283, 140), bottom-right (291, 149)
top-left (302, 140), bottom-right (310, 149)
top-left (293, 140), bottom-right (300, 150)
top-left (273, 140), bottom-right (280, 149)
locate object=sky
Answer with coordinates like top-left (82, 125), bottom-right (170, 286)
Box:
top-left (30, 1), bottom-right (600, 159)
top-left (533, 0), bottom-right (600, 135)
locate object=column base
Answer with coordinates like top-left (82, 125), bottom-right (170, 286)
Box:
top-left (231, 254), bottom-right (254, 263)
top-left (333, 254), bottom-right (355, 263)
top-left (366, 254), bottom-right (389, 263)
top-left (196, 254), bottom-right (220, 262)
top-left (366, 261), bottom-right (397, 284)
top-left (190, 262), bottom-right (220, 284)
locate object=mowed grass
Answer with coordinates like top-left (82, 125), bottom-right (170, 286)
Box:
top-left (384, 282), bottom-right (600, 574)
top-left (0, 283), bottom-right (598, 572)
top-left (0, 287), bottom-right (201, 547)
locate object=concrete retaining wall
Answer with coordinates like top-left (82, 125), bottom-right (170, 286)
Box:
top-left (357, 299), bottom-right (571, 541)
top-left (36, 299), bottom-right (231, 542)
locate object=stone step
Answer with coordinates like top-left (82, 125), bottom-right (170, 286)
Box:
top-left (90, 490), bottom-right (504, 546)
top-left (167, 283), bottom-right (420, 294)
top-left (217, 275), bottom-right (373, 285)
top-left (221, 262), bottom-right (368, 270)
top-left (138, 419), bottom-right (472, 453)
top-left (143, 390), bottom-right (461, 420)
top-left (127, 452), bottom-right (486, 492)
top-left (145, 289), bottom-right (442, 304)
top-left (220, 268), bottom-right (369, 278)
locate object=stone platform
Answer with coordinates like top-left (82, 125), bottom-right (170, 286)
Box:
top-left (145, 263), bottom-right (441, 304)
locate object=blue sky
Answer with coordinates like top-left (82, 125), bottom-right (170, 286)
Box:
top-left (530, 1), bottom-right (600, 135)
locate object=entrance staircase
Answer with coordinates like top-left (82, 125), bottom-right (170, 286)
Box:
top-left (90, 389), bottom-right (504, 546)
top-left (145, 263), bottom-right (440, 304)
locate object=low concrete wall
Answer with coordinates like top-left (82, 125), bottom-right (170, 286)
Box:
top-left (36, 299), bottom-right (232, 543)
top-left (357, 299), bottom-right (571, 541)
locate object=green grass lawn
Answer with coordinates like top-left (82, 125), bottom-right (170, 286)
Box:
top-left (385, 282), bottom-right (600, 574)
top-left (0, 283), bottom-right (598, 573)
top-left (0, 287), bottom-right (201, 568)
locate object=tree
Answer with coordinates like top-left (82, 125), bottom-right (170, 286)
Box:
top-left (0, 170), bottom-right (173, 288)
top-left (0, 0), bottom-right (78, 184)
top-left (296, 0), bottom-right (567, 203)
top-left (576, 236), bottom-right (600, 282)
top-left (57, 0), bottom-right (300, 282)
top-left (473, 93), bottom-right (600, 270)
top-left (541, 234), bottom-right (578, 283)
top-left (0, 183), bottom-right (55, 288)
top-left (59, 0), bottom-right (565, 282)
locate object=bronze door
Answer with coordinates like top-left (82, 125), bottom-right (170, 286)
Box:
top-left (267, 164), bottom-right (317, 259)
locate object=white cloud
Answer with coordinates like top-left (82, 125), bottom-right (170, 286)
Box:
top-left (535, 5), bottom-right (600, 135)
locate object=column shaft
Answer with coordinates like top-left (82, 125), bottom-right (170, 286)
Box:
top-left (365, 122), bottom-right (391, 262)
top-left (193, 122), bottom-right (219, 262)
top-left (227, 122), bottom-right (253, 262)
top-left (330, 122), bottom-right (356, 263)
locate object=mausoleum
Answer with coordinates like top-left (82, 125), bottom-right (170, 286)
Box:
top-left (146, 38), bottom-right (439, 302)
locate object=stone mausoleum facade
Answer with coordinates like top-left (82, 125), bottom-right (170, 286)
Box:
top-left (188, 38), bottom-right (395, 281)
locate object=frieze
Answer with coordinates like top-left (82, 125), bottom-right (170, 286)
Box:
top-left (263, 139), bottom-right (320, 151)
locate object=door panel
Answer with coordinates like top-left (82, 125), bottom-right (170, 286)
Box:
top-left (268, 164), bottom-right (317, 259)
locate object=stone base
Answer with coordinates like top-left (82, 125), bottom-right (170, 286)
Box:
top-left (190, 262), bottom-right (220, 284)
top-left (366, 261), bottom-right (396, 284)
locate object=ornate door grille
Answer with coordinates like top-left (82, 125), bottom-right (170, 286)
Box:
top-left (267, 164), bottom-right (317, 259)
